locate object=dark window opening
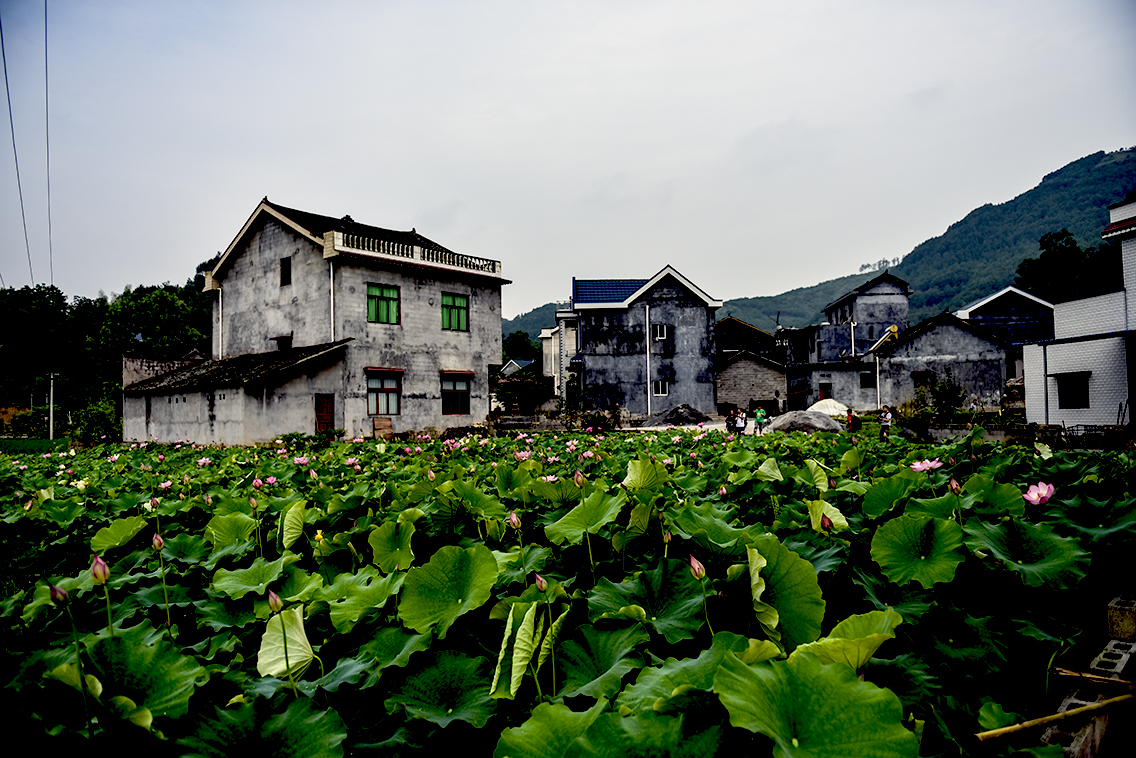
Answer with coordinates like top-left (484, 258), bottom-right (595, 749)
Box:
top-left (860, 372), bottom-right (876, 389)
top-left (368, 284), bottom-right (400, 324)
top-left (912, 370), bottom-right (935, 389)
top-left (442, 292), bottom-right (469, 331)
top-left (819, 382), bottom-right (833, 399)
top-left (1055, 372), bottom-right (1090, 409)
top-left (315, 394), bottom-right (334, 432)
top-left (280, 256), bottom-right (292, 287)
top-left (442, 375), bottom-right (471, 415)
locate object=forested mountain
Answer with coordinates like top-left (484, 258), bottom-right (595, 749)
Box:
top-left (505, 148), bottom-right (1136, 336)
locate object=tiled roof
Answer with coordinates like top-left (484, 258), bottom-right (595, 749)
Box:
top-left (124, 339), bottom-right (353, 394)
top-left (823, 270), bottom-right (911, 313)
top-left (573, 279), bottom-right (648, 305)
top-left (875, 312), bottom-right (1006, 353)
top-left (265, 199), bottom-right (453, 253)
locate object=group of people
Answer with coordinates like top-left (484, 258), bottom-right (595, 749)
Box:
top-left (846, 406), bottom-right (893, 440)
top-left (726, 406), bottom-right (768, 435)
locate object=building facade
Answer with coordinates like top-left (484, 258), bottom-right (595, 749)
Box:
top-left (123, 198), bottom-right (507, 443)
top-left (548, 267), bottom-right (722, 418)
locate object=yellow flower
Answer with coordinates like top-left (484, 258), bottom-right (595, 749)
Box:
top-left (314, 530), bottom-right (324, 542)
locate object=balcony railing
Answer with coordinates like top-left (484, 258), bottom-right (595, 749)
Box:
top-left (326, 231), bottom-right (502, 276)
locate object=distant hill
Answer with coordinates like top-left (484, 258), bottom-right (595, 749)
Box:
top-left (504, 148), bottom-right (1136, 337)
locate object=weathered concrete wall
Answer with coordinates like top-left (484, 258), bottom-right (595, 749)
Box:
top-left (1023, 337), bottom-right (1129, 425)
top-left (717, 359), bottom-right (786, 410)
top-left (122, 357), bottom-right (203, 388)
top-left (332, 263), bottom-right (502, 436)
top-left (215, 220), bottom-right (330, 358)
top-left (882, 325), bottom-right (1005, 409)
top-left (576, 281), bottom-right (716, 416)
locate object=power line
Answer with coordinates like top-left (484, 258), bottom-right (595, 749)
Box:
top-left (0, 5), bottom-right (35, 285)
top-left (44, 0), bottom-right (53, 286)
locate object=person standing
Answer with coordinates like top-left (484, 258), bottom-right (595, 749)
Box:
top-left (754, 406), bottom-right (768, 435)
top-left (736, 407), bottom-right (747, 434)
top-left (879, 405), bottom-right (893, 440)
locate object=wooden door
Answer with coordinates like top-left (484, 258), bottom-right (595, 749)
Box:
top-left (315, 394), bottom-right (334, 433)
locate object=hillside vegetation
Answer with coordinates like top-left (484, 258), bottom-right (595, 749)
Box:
top-left (506, 148), bottom-right (1136, 335)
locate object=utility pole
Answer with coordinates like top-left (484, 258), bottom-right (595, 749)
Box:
top-left (48, 373), bottom-right (55, 440)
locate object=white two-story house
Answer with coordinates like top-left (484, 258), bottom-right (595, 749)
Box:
top-left (123, 198), bottom-right (508, 443)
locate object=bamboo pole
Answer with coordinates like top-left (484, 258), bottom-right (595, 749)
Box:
top-left (1051, 667), bottom-right (1135, 689)
top-left (975, 694), bottom-right (1135, 742)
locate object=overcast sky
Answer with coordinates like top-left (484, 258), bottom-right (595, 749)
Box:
top-left (1, 0), bottom-right (1133, 319)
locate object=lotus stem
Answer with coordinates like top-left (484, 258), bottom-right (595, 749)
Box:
top-left (584, 531), bottom-right (596, 584)
top-left (278, 610), bottom-right (299, 699)
top-left (158, 551), bottom-right (173, 638)
top-left (699, 579), bottom-right (715, 636)
top-left (103, 585), bottom-right (114, 636)
top-left (65, 605), bottom-right (91, 735)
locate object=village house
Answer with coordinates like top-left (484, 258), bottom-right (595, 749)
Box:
top-left (1022, 189), bottom-right (1135, 427)
top-left (713, 316), bottom-right (786, 415)
top-left (122, 198), bottom-right (508, 443)
top-left (543, 266), bottom-right (722, 418)
top-left (953, 285), bottom-right (1054, 380)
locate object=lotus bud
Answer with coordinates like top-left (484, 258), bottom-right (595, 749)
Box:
top-left (820, 513), bottom-right (834, 532)
top-left (829, 478), bottom-right (837, 490)
top-left (152, 532), bottom-right (164, 551)
top-left (205, 494), bottom-right (213, 506)
top-left (534, 574), bottom-right (548, 592)
top-left (663, 530), bottom-right (672, 544)
top-left (91, 555), bottom-right (110, 585)
top-left (948, 457), bottom-right (957, 467)
top-left (719, 486), bottom-right (727, 497)
top-left (150, 497), bottom-right (160, 510)
top-left (310, 468), bottom-right (318, 479)
top-left (948, 477), bottom-right (961, 496)
top-left (50, 585), bottom-right (68, 605)
top-left (507, 510), bottom-right (521, 530)
top-left (574, 469), bottom-right (586, 488)
top-left (427, 469), bottom-right (436, 481)
top-left (250, 496), bottom-right (258, 512)
top-left (688, 554), bottom-right (706, 580)
top-left (267, 589), bottom-right (283, 613)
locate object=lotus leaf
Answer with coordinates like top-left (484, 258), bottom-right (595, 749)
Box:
top-left (790, 608), bottom-right (904, 670)
top-left (872, 514), bottom-right (964, 589)
top-left (398, 544), bottom-right (498, 638)
top-left (90, 514), bottom-right (147, 553)
top-left (545, 490), bottom-right (627, 545)
top-left (212, 556), bottom-right (287, 600)
top-left (555, 624), bottom-right (649, 700)
top-left (863, 476), bottom-right (913, 518)
top-left (86, 631), bottom-right (209, 718)
top-left (963, 519), bottom-right (1086, 587)
top-left (256, 606), bottom-right (315, 678)
top-left (713, 652), bottom-right (919, 758)
top-left (588, 559), bottom-right (707, 643)
top-left (312, 566), bottom-right (403, 632)
top-left (368, 519), bottom-right (415, 572)
top-left (622, 457), bottom-right (669, 489)
top-left (177, 697), bottom-right (346, 758)
top-left (493, 700), bottom-right (607, 758)
top-left (567, 712), bottom-right (721, 757)
top-left (385, 650), bottom-right (496, 728)
top-left (748, 534), bottom-right (826, 651)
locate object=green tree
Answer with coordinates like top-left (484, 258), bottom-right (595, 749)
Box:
top-left (502, 330), bottom-right (541, 363)
top-left (1014, 229), bottom-right (1122, 304)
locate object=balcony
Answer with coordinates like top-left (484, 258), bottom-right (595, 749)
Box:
top-left (323, 231), bottom-right (504, 278)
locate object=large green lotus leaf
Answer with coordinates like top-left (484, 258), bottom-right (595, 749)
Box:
top-left (798, 459), bottom-right (829, 492)
top-left (256, 607), bottom-right (314, 678)
top-left (90, 515), bottom-right (147, 553)
top-left (722, 449), bottom-right (759, 468)
top-left (529, 477), bottom-right (584, 506)
top-left (622, 457), bottom-right (669, 490)
top-left (496, 545), bottom-right (553, 587)
top-left (807, 500), bottom-right (849, 532)
top-left (355, 628), bottom-right (432, 689)
top-left (384, 650), bottom-right (496, 728)
top-left (41, 499), bottom-right (86, 526)
top-left (451, 479), bottom-right (508, 520)
top-left (86, 631), bottom-right (208, 719)
top-left (398, 544), bottom-right (498, 638)
top-left (195, 598), bottom-right (257, 631)
top-left (668, 500), bottom-right (756, 549)
top-left (713, 652), bottom-right (919, 758)
top-left (963, 476), bottom-right (1026, 517)
top-left (511, 603), bottom-right (546, 696)
top-left (281, 501), bottom-right (306, 550)
top-left (161, 532), bottom-right (209, 563)
top-left (22, 568), bottom-right (94, 624)
top-left (749, 534), bottom-right (826, 651)
top-left (840, 448), bottom-right (864, 474)
top-left (368, 519), bottom-right (415, 573)
top-left (212, 556), bottom-right (286, 600)
top-left (493, 700), bottom-right (607, 758)
top-left (278, 566), bottom-right (325, 603)
top-left (907, 493), bottom-right (973, 520)
top-left (790, 608), bottom-right (904, 670)
top-left (177, 697), bottom-right (346, 758)
top-left (204, 511), bottom-right (258, 547)
top-left (556, 624), bottom-right (650, 700)
top-left (496, 465), bottom-right (534, 499)
top-left (963, 519), bottom-right (1086, 588)
top-left (863, 476), bottom-right (913, 518)
top-left (312, 566), bottom-right (404, 633)
top-left (567, 712), bottom-right (721, 758)
top-left (871, 514), bottom-right (964, 589)
top-left (617, 631), bottom-right (779, 714)
top-left (588, 559), bottom-right (707, 643)
top-left (545, 490), bottom-right (628, 545)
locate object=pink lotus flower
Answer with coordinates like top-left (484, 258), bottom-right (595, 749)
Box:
top-left (253, 478), bottom-right (263, 489)
top-left (197, 457), bottom-right (211, 467)
top-left (507, 511), bottom-right (521, 529)
top-left (293, 456), bottom-right (309, 465)
top-left (91, 555), bottom-right (111, 585)
top-left (534, 574), bottom-right (548, 592)
top-left (152, 533), bottom-right (164, 551)
top-left (159, 480), bottom-right (172, 489)
top-left (266, 476), bottom-right (276, 485)
top-left (1023, 482), bottom-right (1054, 505)
top-left (910, 458), bottom-right (943, 472)
top-left (689, 554), bottom-right (706, 580)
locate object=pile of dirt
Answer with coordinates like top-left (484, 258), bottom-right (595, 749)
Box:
top-left (765, 410), bottom-right (843, 434)
top-left (636, 404), bottom-right (712, 428)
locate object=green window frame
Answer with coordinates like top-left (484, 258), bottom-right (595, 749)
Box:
top-left (367, 284), bottom-right (400, 324)
top-left (441, 292), bottom-right (469, 331)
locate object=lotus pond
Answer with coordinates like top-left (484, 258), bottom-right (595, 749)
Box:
top-left (1, 426), bottom-right (1132, 756)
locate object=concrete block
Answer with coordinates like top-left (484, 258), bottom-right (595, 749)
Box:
top-left (1107, 597), bottom-right (1136, 641)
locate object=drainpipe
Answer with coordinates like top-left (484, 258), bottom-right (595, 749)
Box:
top-left (49, 373), bottom-right (54, 440)
top-left (218, 286), bottom-right (224, 358)
top-left (875, 352), bottom-right (881, 410)
top-left (645, 304), bottom-right (652, 417)
top-left (850, 321), bottom-right (857, 357)
top-left (329, 261), bottom-right (336, 341)
top-left (1042, 344), bottom-right (1049, 425)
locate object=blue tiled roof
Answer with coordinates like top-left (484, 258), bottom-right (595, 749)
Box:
top-left (573, 279), bottom-right (648, 305)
